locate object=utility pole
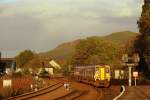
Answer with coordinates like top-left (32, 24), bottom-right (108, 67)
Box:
top-left (0, 52), bottom-right (1, 68)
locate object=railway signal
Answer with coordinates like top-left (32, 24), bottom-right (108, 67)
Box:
top-left (122, 53), bottom-right (140, 86)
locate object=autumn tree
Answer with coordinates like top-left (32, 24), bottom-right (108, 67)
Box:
top-left (15, 50), bottom-right (35, 68)
top-left (72, 37), bottom-right (122, 67)
top-left (134, 0), bottom-right (150, 77)
top-left (123, 38), bottom-right (136, 55)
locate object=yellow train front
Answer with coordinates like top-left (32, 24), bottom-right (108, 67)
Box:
top-left (72, 65), bottom-right (111, 87)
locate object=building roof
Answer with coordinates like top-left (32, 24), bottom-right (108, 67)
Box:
top-left (49, 60), bottom-right (61, 69)
top-left (0, 58), bottom-right (15, 61)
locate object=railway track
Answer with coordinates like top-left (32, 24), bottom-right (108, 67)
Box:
top-left (7, 78), bottom-right (87, 100)
top-left (54, 90), bottom-right (87, 100)
top-left (6, 77), bottom-right (119, 100)
top-left (134, 87), bottom-right (150, 99)
top-left (52, 78), bottom-right (88, 100)
top-left (7, 82), bottom-right (63, 100)
top-left (71, 78), bottom-right (120, 100)
top-left (96, 87), bottom-right (116, 100)
top-left (101, 88), bottom-right (114, 100)
top-left (96, 88), bottom-right (103, 100)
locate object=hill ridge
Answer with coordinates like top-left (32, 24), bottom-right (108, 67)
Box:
top-left (38, 31), bottom-right (137, 65)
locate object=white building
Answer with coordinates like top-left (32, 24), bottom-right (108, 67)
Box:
top-left (38, 60), bottom-right (61, 75)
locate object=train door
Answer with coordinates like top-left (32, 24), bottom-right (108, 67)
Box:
top-left (100, 67), bottom-right (105, 80)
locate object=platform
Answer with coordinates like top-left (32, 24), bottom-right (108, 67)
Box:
top-left (118, 86), bottom-right (150, 100)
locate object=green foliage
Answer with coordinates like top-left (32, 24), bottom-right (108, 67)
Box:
top-left (138, 0), bottom-right (150, 34)
top-left (123, 38), bottom-right (136, 55)
top-left (12, 71), bottom-right (23, 77)
top-left (104, 31), bottom-right (137, 44)
top-left (15, 50), bottom-right (35, 68)
top-left (62, 66), bottom-right (70, 76)
top-left (134, 0), bottom-right (150, 78)
top-left (24, 55), bottom-right (43, 68)
top-left (53, 68), bottom-right (61, 74)
top-left (72, 37), bottom-right (122, 66)
top-left (22, 68), bottom-right (31, 75)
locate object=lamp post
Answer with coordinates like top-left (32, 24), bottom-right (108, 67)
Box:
top-left (122, 53), bottom-right (140, 86)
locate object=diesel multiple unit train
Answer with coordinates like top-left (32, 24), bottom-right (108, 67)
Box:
top-left (71, 65), bottom-right (111, 87)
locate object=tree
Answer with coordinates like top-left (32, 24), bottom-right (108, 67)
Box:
top-left (123, 38), bottom-right (136, 55)
top-left (72, 37), bottom-right (122, 67)
top-left (25, 55), bottom-right (43, 68)
top-left (138, 0), bottom-right (150, 35)
top-left (62, 66), bottom-right (70, 76)
top-left (134, 0), bottom-right (150, 78)
top-left (15, 50), bottom-right (35, 68)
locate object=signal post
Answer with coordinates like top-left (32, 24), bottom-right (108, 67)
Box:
top-left (122, 53), bottom-right (140, 86)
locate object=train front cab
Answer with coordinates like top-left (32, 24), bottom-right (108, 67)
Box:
top-left (94, 65), bottom-right (111, 87)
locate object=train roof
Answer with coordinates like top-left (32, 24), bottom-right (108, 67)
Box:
top-left (74, 65), bottom-right (110, 69)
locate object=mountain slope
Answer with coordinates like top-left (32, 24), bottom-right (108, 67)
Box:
top-left (104, 31), bottom-right (138, 44)
top-left (39, 31), bottom-right (138, 65)
top-left (39, 40), bottom-right (79, 65)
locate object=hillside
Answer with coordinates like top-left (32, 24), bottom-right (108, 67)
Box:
top-left (104, 31), bottom-right (138, 44)
top-left (39, 40), bottom-right (79, 65)
top-left (39, 31), bottom-right (137, 66)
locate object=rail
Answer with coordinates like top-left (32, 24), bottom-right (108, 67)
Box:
top-left (54, 89), bottom-right (87, 100)
top-left (7, 82), bottom-right (63, 100)
top-left (135, 87), bottom-right (150, 99)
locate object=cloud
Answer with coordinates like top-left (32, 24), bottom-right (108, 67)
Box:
top-left (0, 0), bottom-right (142, 18)
top-left (0, 0), bottom-right (143, 57)
top-left (0, 14), bottom-right (45, 51)
top-left (0, 0), bottom-right (17, 4)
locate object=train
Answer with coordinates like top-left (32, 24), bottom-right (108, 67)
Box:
top-left (71, 65), bottom-right (111, 87)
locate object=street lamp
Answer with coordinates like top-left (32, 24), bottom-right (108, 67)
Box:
top-left (122, 53), bottom-right (140, 86)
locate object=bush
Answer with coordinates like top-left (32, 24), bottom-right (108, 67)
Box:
top-left (11, 72), bottom-right (23, 77)
top-left (0, 87), bottom-right (13, 98)
top-left (0, 76), bottom-right (35, 98)
top-left (62, 66), bottom-right (70, 76)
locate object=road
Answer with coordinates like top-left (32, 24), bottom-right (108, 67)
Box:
top-left (118, 86), bottom-right (150, 100)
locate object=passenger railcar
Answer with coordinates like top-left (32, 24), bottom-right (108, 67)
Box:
top-left (72, 65), bottom-right (111, 87)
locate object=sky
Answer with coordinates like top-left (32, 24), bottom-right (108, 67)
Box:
top-left (0, 0), bottom-right (143, 57)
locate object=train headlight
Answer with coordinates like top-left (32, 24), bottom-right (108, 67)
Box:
top-left (94, 70), bottom-right (100, 81)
